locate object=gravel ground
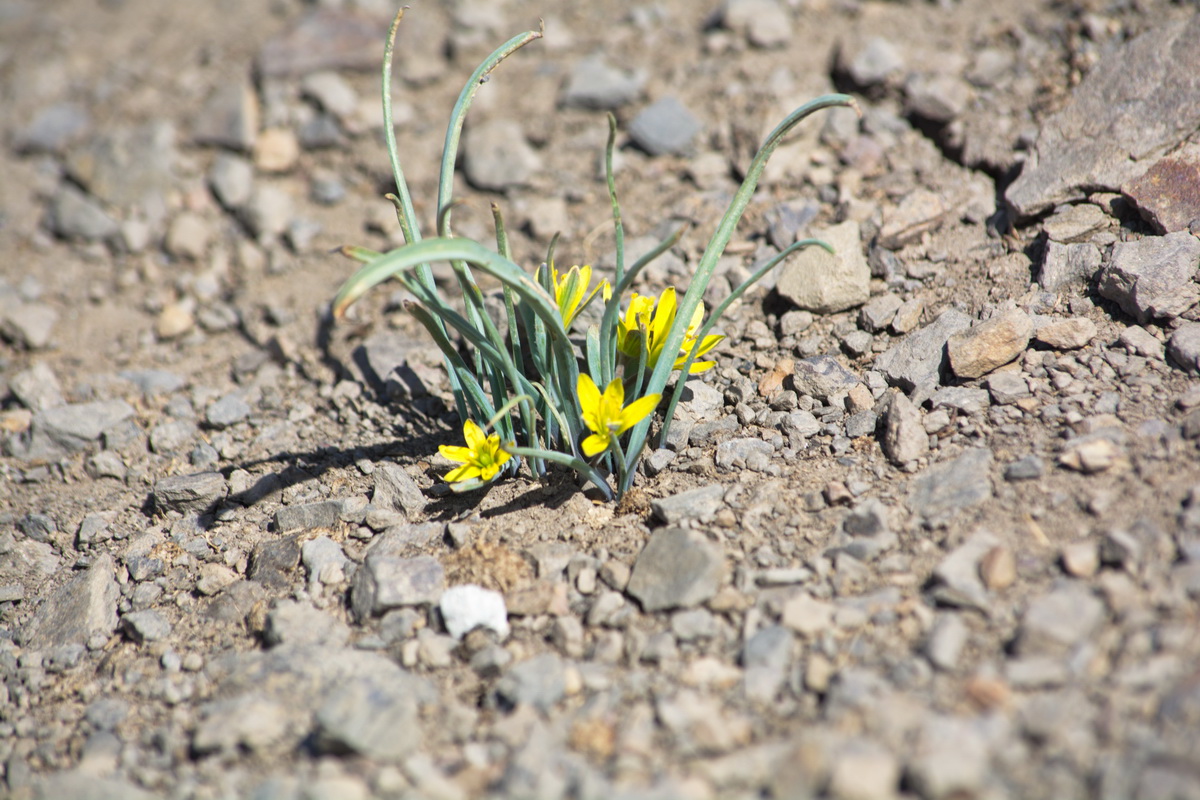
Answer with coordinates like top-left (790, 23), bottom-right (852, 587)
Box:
top-left (2, 1), bottom-right (1200, 798)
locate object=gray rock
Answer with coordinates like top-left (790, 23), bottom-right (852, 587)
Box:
top-left (315, 675), bottom-right (422, 760)
top-left (440, 584), bottom-right (509, 640)
top-left (120, 609), bottom-right (172, 643)
top-left (1035, 316), bottom-right (1097, 350)
top-left (209, 153), bottom-right (255, 210)
top-left (264, 600), bottom-right (349, 648)
top-left (31, 772), bottom-right (158, 800)
top-left (1004, 455), bottom-right (1045, 481)
top-left (1042, 202), bottom-right (1111, 243)
top-left (742, 625), bottom-right (794, 703)
top-left (881, 391), bottom-right (929, 465)
top-left (651, 483), bottom-right (727, 525)
top-left (274, 499), bottom-right (343, 532)
top-left (985, 371), bottom-right (1030, 405)
top-left (206, 392), bottom-right (251, 428)
top-left (930, 530), bottom-right (999, 612)
top-left (1098, 231), bottom-right (1200, 323)
top-left (930, 386), bottom-right (991, 415)
top-left (925, 613), bottom-right (969, 670)
top-left (627, 527), bottom-right (724, 612)
top-left (119, 369), bottom-right (186, 397)
top-left (843, 36), bottom-right (905, 87)
top-left (26, 399), bottom-right (134, 454)
top-left (21, 552), bottom-right (118, 648)
top-left (828, 740), bottom-right (900, 800)
top-left (784, 409), bottom-right (822, 438)
top-left (495, 653), bottom-right (565, 712)
top-left (1, 302), bottom-right (58, 350)
top-left (241, 185), bottom-right (293, 240)
top-left (946, 308), bottom-right (1034, 379)
top-left (1123, 141), bottom-right (1200, 233)
top-left (154, 472), bottom-right (227, 514)
top-left (372, 462), bottom-right (427, 517)
top-left (301, 536), bottom-right (349, 592)
top-left (18, 512), bottom-right (56, 543)
top-left (908, 448), bottom-right (993, 528)
top-left (628, 96), bottom-right (703, 157)
top-left (722, 0), bottom-right (793, 48)
top-left (792, 355), bottom-right (861, 402)
top-left (192, 692), bottom-right (293, 755)
top-left (462, 118), bottom-right (541, 192)
top-left (9, 362), bottom-right (64, 412)
top-left (1120, 325), bottom-right (1166, 359)
top-left (1017, 583), bottom-right (1106, 656)
top-left (76, 512), bottom-right (112, 546)
top-left (165, 211), bottom-right (212, 260)
top-left (46, 185), bottom-right (118, 242)
top-left (1167, 322), bottom-right (1200, 374)
top-left (15, 102), bottom-right (91, 154)
top-left (257, 9), bottom-right (396, 78)
top-left (905, 73), bottom-right (973, 123)
top-left (777, 220), bottom-right (870, 314)
top-left (715, 437), bottom-right (773, 470)
top-left (845, 410), bottom-right (877, 438)
top-left (1039, 241), bottom-right (1103, 292)
top-left (560, 55), bottom-right (644, 109)
top-left (875, 309), bottom-right (972, 392)
top-left (859, 293), bottom-right (903, 333)
top-left (192, 80), bottom-right (259, 151)
top-left (351, 554), bottom-right (444, 620)
top-left (66, 121), bottom-right (177, 207)
top-left (1006, 15), bottom-right (1200, 218)
top-left (149, 419), bottom-right (197, 454)
top-left (878, 189), bottom-right (950, 249)
top-left (907, 716), bottom-right (990, 800)
top-left (301, 71), bottom-right (359, 120)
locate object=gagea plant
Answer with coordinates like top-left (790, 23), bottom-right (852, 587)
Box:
top-left (331, 8), bottom-right (856, 501)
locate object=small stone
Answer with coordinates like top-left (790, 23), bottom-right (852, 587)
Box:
top-left (153, 472), bottom-right (227, 514)
top-left (859, 293), bottom-right (903, 333)
top-left (1120, 325), bottom-right (1165, 359)
top-left (1059, 437), bottom-right (1120, 473)
top-left (979, 546), bottom-right (1016, 590)
top-left (651, 483), bottom-right (727, 525)
top-left (196, 563), bottom-right (238, 596)
top-left (205, 392), bottom-right (251, 428)
top-left (20, 553), bottom-right (119, 648)
top-left (715, 437), bottom-right (773, 470)
top-left (46, 185), bottom-right (118, 242)
top-left (781, 593), bottom-right (835, 637)
top-left (9, 362), bottom-right (64, 412)
top-left (301, 71), bottom-right (359, 121)
top-left (845, 410), bottom-right (877, 438)
top-left (165, 211), bottom-right (211, 260)
top-left (627, 527), bottom-right (724, 612)
top-left (1042, 203), bottom-right (1111, 243)
top-left (742, 625), bottom-right (794, 703)
top-left (155, 302), bottom-right (195, 340)
top-left (120, 609), bottom-right (172, 643)
top-left (907, 716), bottom-right (989, 800)
top-left (301, 536), bottom-right (349, 591)
top-left (1061, 540), bottom-right (1100, 578)
top-left (905, 74), bottom-right (973, 124)
top-left (926, 614), bottom-right (968, 671)
top-left (440, 584), bottom-right (509, 640)
top-left (193, 80), bottom-right (259, 151)
top-left (881, 391), bottom-right (929, 466)
top-left (930, 386), bottom-right (991, 415)
top-left (32, 773), bottom-right (157, 800)
top-left (1123, 141), bottom-right (1200, 233)
top-left (930, 531), bottom-right (998, 612)
top-left (1039, 241), bottom-right (1103, 292)
top-left (274, 499), bottom-right (343, 532)
top-left (495, 653), bottom-right (565, 712)
top-left (1017, 583), bottom-right (1106, 656)
top-left (253, 128), bottom-right (301, 173)
top-left (875, 308), bottom-right (972, 392)
top-left (777, 220), bottom-right (870, 314)
top-left (351, 554), bottom-right (445, 620)
top-left (462, 119), bottom-right (541, 191)
top-left (908, 448), bottom-right (993, 527)
top-left (828, 740), bottom-right (900, 800)
top-left (1098, 231), bottom-right (1200, 323)
top-left (149, 419), bottom-right (197, 454)
top-left (878, 189), bottom-right (949, 249)
top-left (985, 370), bottom-right (1030, 406)
top-left (315, 676), bottom-right (421, 760)
top-left (241, 185), bottom-right (293, 240)
top-left (843, 37), bottom-right (905, 88)
top-left (792, 355), bottom-right (861, 402)
top-left (264, 600), bottom-right (349, 648)
top-left (15, 102), bottom-right (90, 154)
top-left (209, 153), bottom-right (254, 210)
top-left (372, 463), bottom-right (427, 517)
top-left (66, 121), bottom-right (176, 207)
top-left (628, 96), bottom-right (703, 157)
top-left (559, 55), bottom-right (644, 109)
top-left (947, 308), bottom-right (1034, 379)
top-left (1035, 317), bottom-right (1097, 350)
top-left (1167, 323), bottom-right (1200, 374)
top-left (721, 0), bottom-right (793, 48)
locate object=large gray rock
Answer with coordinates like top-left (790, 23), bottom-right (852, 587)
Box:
top-left (21, 552), bottom-right (119, 648)
top-left (908, 448), bottom-right (993, 528)
top-left (351, 554), bottom-right (445, 620)
top-left (792, 355), bottom-right (861, 402)
top-left (1006, 15), bottom-right (1200, 218)
top-left (153, 472), bottom-right (227, 515)
top-left (875, 309), bottom-right (972, 392)
top-left (627, 527), bottom-right (724, 611)
top-left (1040, 241), bottom-right (1103, 292)
top-left (776, 220), bottom-right (870, 314)
top-left (373, 463), bottom-right (427, 517)
top-left (315, 675), bottom-right (421, 760)
top-left (1097, 231), bottom-right (1200, 323)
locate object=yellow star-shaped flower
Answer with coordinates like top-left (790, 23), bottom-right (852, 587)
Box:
top-left (438, 419), bottom-right (511, 483)
top-left (541, 263), bottom-right (611, 330)
top-left (578, 374), bottom-right (660, 458)
top-left (615, 287), bottom-right (724, 374)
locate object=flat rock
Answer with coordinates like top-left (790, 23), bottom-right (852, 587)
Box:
top-left (1042, 202), bottom-right (1110, 243)
top-left (1167, 322), bottom-right (1200, 374)
top-left (560, 55), bottom-right (644, 109)
top-left (742, 625), bottom-right (794, 703)
top-left (907, 716), bottom-right (990, 800)
top-left (120, 609), bottom-right (172, 643)
top-left (192, 80), bottom-right (259, 152)
top-left (274, 499), bottom-right (343, 532)
top-left (315, 675), bottom-right (421, 760)
top-left (878, 189), bottom-right (949, 249)
top-left (372, 462), bottom-right (427, 517)
top-left (777, 220), bottom-right (869, 314)
top-left (721, 0), bottom-right (793, 48)
top-left (947, 308), bottom-right (1033, 379)
top-left (154, 472), bottom-right (227, 515)
top-left (351, 554), bottom-right (445, 620)
top-left (1123, 141), bottom-right (1200, 233)
top-left (1039, 241), bottom-right (1102, 292)
top-left (15, 102), bottom-right (91, 154)
top-left (31, 772), bottom-right (159, 800)
top-left (875, 308), bottom-right (972, 392)
top-left (66, 121), bottom-right (177, 207)
top-left (1034, 317), bottom-right (1097, 349)
top-left (1098, 231), bottom-right (1200, 323)
top-left (209, 153), bottom-right (255, 210)
top-left (1006, 15), bottom-right (1200, 218)
top-left (264, 600), bottom-right (350, 648)
top-left (9, 363), bottom-right (63, 413)
top-left (791, 355), bottom-right (861, 402)
top-left (628, 96), bottom-right (702, 156)
top-left (1017, 583), bottom-right (1106, 656)
top-left (627, 527), bottom-right (724, 611)
top-left (46, 185), bottom-right (118, 242)
top-left (651, 483), bottom-right (727, 525)
top-left (257, 10), bottom-right (387, 77)
top-left (495, 653), bottom-right (565, 712)
top-left (842, 36), bottom-right (905, 88)
top-left (21, 552), bottom-right (118, 648)
top-left (881, 391), bottom-right (928, 466)
top-left (462, 118), bottom-right (541, 192)
top-left (908, 448), bottom-right (993, 528)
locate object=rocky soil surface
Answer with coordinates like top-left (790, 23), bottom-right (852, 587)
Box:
top-left (2, 0), bottom-right (1200, 798)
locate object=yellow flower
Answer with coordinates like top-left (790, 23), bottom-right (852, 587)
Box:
top-left (438, 419), bottom-right (511, 483)
top-left (615, 287), bottom-right (724, 374)
top-left (540, 264), bottom-right (611, 329)
top-left (578, 374), bottom-right (660, 458)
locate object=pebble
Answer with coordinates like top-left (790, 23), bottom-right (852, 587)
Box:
top-left (372, 462), bottom-right (427, 517)
top-left (205, 392), bottom-right (251, 428)
top-left (628, 96), bottom-right (703, 157)
top-left (253, 128), bottom-right (301, 173)
top-left (351, 554), bottom-right (445, 620)
top-left (908, 448), bottom-right (993, 527)
top-left (905, 73), bottom-right (973, 124)
top-left (495, 653), bottom-right (566, 712)
top-left (15, 102), bottom-right (90, 154)
top-left (721, 0), bottom-right (793, 48)
top-left (440, 584), bottom-right (509, 640)
top-left (626, 527), bottom-right (724, 611)
top-left (781, 592), bottom-right (835, 637)
top-left (559, 55), bottom-right (644, 109)
top-left (1059, 437), bottom-right (1120, 473)
top-left (859, 293), bottom-right (903, 333)
top-left (1098, 231), bottom-right (1200, 323)
top-left (1119, 325), bottom-right (1165, 359)
top-left (930, 530), bottom-right (998, 612)
top-left (196, 563), bottom-right (239, 596)
top-left (651, 483), bottom-right (726, 525)
top-left (46, 185), bottom-right (118, 242)
top-left (1061, 541), bottom-right (1100, 578)
top-left (1034, 317), bottom-right (1096, 350)
top-left (31, 773), bottom-right (158, 800)
top-left (209, 153), bottom-right (255, 210)
top-left (925, 613), bottom-right (968, 670)
top-left (274, 499), bottom-right (343, 533)
top-left (907, 716), bottom-right (989, 800)
top-left (193, 80), bottom-right (260, 151)
top-left (10, 362), bottom-right (64, 412)
top-left (1123, 141), bottom-right (1200, 233)
top-left (930, 386), bottom-right (990, 415)
top-left (301, 71), bottom-right (359, 121)
top-left (1006, 15), bottom-right (1200, 217)
top-left (300, 536), bottom-right (349, 591)
top-left (192, 693), bottom-right (292, 754)
top-left (889, 296), bottom-right (924, 334)
top-left (792, 355), bottom-right (861, 402)
top-left (875, 309), bottom-right (971, 392)
top-left (155, 302), bottom-right (195, 340)
top-left (985, 370), bottom-right (1030, 405)
top-left (777, 220), bottom-right (870, 314)
top-left (828, 740), bottom-right (900, 800)
top-left (315, 676), bottom-right (421, 760)
top-left (20, 552), bottom-right (118, 648)
top-left (878, 189), bottom-right (949, 249)
top-left (947, 308), bottom-right (1033, 379)
top-left (978, 545), bottom-right (1016, 590)
top-left (1042, 202), bottom-right (1110, 243)
top-left (257, 9), bottom-right (386, 77)
top-left (461, 119), bottom-right (541, 191)
top-left (1016, 583), bottom-right (1106, 656)
top-left (742, 625), bottom-right (794, 703)
top-left (843, 36), bottom-right (905, 88)
top-left (1167, 323), bottom-right (1200, 374)
top-left (241, 185), bottom-right (294, 240)
top-left (66, 121), bottom-right (177, 207)
top-left (120, 609), bottom-right (172, 643)
top-left (715, 437), bottom-right (773, 470)
top-left (1039, 241), bottom-right (1103, 292)
top-left (153, 471), bottom-right (227, 514)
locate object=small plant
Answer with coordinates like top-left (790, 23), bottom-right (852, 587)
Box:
top-left (332, 8), bottom-right (856, 501)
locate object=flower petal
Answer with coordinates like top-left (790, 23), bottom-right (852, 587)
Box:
top-left (438, 444), bottom-right (474, 463)
top-left (462, 419), bottom-right (486, 450)
top-left (686, 360), bottom-right (716, 374)
top-left (617, 392), bottom-right (661, 433)
top-left (581, 432), bottom-right (610, 457)
top-left (444, 463), bottom-right (482, 483)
